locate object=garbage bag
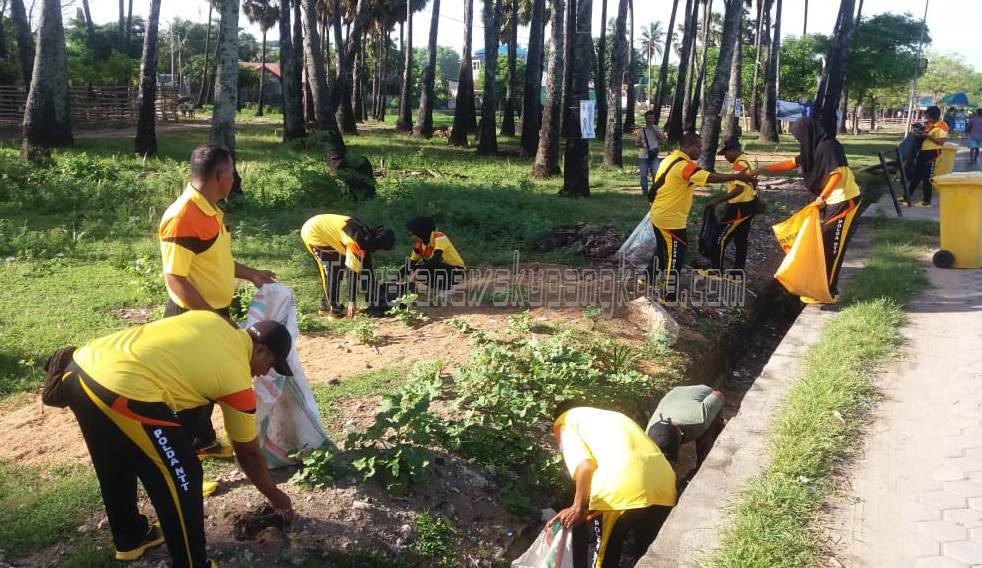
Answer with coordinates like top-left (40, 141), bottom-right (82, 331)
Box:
top-left (772, 204), bottom-right (814, 254)
top-left (511, 522), bottom-right (573, 568)
top-left (615, 213), bottom-right (657, 269)
top-left (698, 205), bottom-right (721, 261)
top-left (773, 207), bottom-right (834, 304)
top-left (243, 284), bottom-right (335, 468)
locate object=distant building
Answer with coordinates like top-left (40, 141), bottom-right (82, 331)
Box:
top-left (239, 62), bottom-right (283, 105)
top-left (472, 45), bottom-right (528, 73)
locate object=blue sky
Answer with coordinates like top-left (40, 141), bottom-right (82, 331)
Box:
top-left (88, 0), bottom-right (977, 69)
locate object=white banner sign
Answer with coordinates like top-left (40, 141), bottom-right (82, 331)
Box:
top-left (580, 100), bottom-right (596, 139)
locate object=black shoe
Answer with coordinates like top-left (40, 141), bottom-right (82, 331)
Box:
top-left (362, 306), bottom-right (390, 318)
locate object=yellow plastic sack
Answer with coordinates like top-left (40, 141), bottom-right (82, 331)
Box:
top-left (772, 204), bottom-right (812, 254)
top-left (774, 206), bottom-right (834, 304)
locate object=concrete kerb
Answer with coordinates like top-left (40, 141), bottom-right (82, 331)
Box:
top-left (637, 214), bottom-right (876, 567)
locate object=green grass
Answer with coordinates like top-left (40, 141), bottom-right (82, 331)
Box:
top-left (309, 366), bottom-right (409, 432)
top-left (710, 216), bottom-right (934, 567)
top-left (0, 462), bottom-right (102, 557)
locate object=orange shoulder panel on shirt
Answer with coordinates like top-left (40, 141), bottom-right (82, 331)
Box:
top-left (681, 162), bottom-right (699, 180)
top-left (216, 388), bottom-right (257, 414)
top-left (159, 201), bottom-right (220, 240)
top-left (820, 172), bottom-right (843, 198)
top-left (733, 161), bottom-right (748, 172)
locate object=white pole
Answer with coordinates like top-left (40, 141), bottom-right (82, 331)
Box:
top-left (905, 0), bottom-right (929, 134)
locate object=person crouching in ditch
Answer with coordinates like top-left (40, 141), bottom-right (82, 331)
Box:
top-left (55, 312), bottom-right (294, 567)
top-left (550, 401), bottom-right (677, 567)
top-left (301, 213), bottom-right (395, 318)
top-left (645, 385), bottom-right (725, 489)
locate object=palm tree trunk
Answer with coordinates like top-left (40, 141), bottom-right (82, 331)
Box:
top-left (450, 0), bottom-right (477, 146)
top-left (815, 0), bottom-right (856, 135)
top-left (380, 37), bottom-right (390, 121)
top-left (302, 0), bottom-right (331, 129)
top-left (118, 0), bottom-right (125, 50)
top-left (682, 0), bottom-right (700, 127)
top-left (135, 0), bottom-right (162, 157)
top-left (395, 2), bottom-right (413, 132)
top-left (10, 0), bottom-right (34, 88)
top-left (721, 4), bottom-right (743, 141)
top-left (759, 0), bottom-right (781, 142)
top-left (0, 8), bottom-right (8, 62)
top-left (476, 0), bottom-right (500, 155)
top-left (80, 0), bottom-right (97, 50)
top-left (603, 0), bottom-right (628, 167)
top-left (697, 0), bottom-right (713, 126)
top-left (595, 0), bottom-right (608, 140)
top-left (623, 0), bottom-right (636, 131)
top-left (414, 0), bottom-right (441, 138)
top-left (519, 0), bottom-right (546, 154)
top-left (839, 0), bottom-right (861, 134)
top-left (207, 21), bottom-right (222, 105)
top-left (501, 0), bottom-right (519, 136)
top-left (195, 3), bottom-right (212, 108)
top-left (560, 0), bottom-right (593, 196)
top-left (666, 0), bottom-right (696, 142)
top-left (352, 32), bottom-right (365, 123)
top-left (531, 0), bottom-right (564, 178)
top-left (22, 0), bottom-right (72, 158)
top-left (750, 0), bottom-right (771, 131)
top-left (278, 0), bottom-right (306, 140)
top-left (803, 0), bottom-right (808, 35)
top-left (125, 0), bottom-right (133, 49)
top-left (257, 29), bottom-right (267, 116)
top-left (699, 0), bottom-right (742, 169)
top-left (211, 0), bottom-right (240, 153)
top-left (653, 0), bottom-right (680, 122)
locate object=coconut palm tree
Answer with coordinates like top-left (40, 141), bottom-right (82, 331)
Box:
top-left (10, 0), bottom-right (33, 87)
top-left (699, 0), bottom-right (749, 169)
top-left (666, 0), bottom-right (696, 142)
top-left (22, 0), bottom-right (72, 159)
top-left (603, 0), bottom-right (628, 166)
top-left (532, 0), bottom-right (564, 178)
top-left (594, 0), bottom-right (608, 140)
top-left (640, 24), bottom-right (663, 107)
top-left (651, 3), bottom-right (676, 122)
top-left (519, 0), bottom-right (546, 153)
top-left (301, 0), bottom-right (332, 128)
top-left (395, 0), bottom-right (415, 132)
top-left (211, 0), bottom-right (240, 153)
top-left (500, 0), bottom-right (519, 136)
top-left (135, 0), bottom-right (163, 157)
top-left (559, 0), bottom-right (593, 196)
top-left (815, 0), bottom-right (857, 136)
top-left (450, 0), bottom-right (477, 146)
top-left (244, 0), bottom-right (279, 117)
top-left (750, 0), bottom-right (770, 131)
top-left (476, 0), bottom-right (501, 155)
top-left (684, 0), bottom-right (710, 132)
top-left (195, 2), bottom-right (214, 108)
top-left (721, 0), bottom-right (745, 142)
top-left (413, 0), bottom-right (441, 138)
top-left (279, 0), bottom-right (306, 139)
top-left (759, 0), bottom-right (780, 142)
top-left (623, 0), bottom-right (637, 131)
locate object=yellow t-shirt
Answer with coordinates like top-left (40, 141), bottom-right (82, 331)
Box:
top-left (159, 185), bottom-right (235, 310)
top-left (649, 150), bottom-right (712, 230)
top-left (410, 231), bottom-right (466, 269)
top-left (728, 154), bottom-right (757, 203)
top-left (921, 120), bottom-right (949, 151)
top-left (73, 311), bottom-right (258, 443)
top-left (555, 407), bottom-right (677, 511)
top-left (301, 214), bottom-right (367, 273)
top-left (824, 166), bottom-right (862, 205)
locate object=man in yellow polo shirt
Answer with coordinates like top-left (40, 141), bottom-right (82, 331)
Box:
top-left (62, 311), bottom-right (294, 566)
top-left (647, 132), bottom-right (756, 301)
top-left (550, 403), bottom-right (677, 567)
top-left (708, 139), bottom-right (759, 271)
top-left (159, 144), bottom-right (276, 459)
top-left (901, 105), bottom-right (949, 207)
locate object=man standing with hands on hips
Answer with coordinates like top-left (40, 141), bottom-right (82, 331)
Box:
top-left (158, 144), bottom-right (277, 460)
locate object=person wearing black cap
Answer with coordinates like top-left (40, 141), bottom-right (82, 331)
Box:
top-left (402, 216), bottom-right (466, 296)
top-left (60, 311), bottom-right (294, 566)
top-left (707, 139), bottom-right (759, 271)
top-left (301, 214), bottom-right (395, 318)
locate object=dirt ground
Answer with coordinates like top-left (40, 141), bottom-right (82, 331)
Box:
top-left (3, 180), bottom-right (813, 567)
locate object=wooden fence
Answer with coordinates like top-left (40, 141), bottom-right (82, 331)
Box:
top-left (0, 86), bottom-right (179, 128)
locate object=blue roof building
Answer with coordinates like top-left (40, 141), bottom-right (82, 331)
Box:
top-left (472, 45), bottom-right (528, 73)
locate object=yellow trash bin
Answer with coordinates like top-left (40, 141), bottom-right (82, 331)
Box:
top-left (932, 172), bottom-right (982, 269)
top-left (935, 144), bottom-right (959, 178)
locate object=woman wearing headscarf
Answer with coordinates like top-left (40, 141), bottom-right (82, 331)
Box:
top-left (752, 117), bottom-right (863, 300)
top-left (301, 214), bottom-right (395, 318)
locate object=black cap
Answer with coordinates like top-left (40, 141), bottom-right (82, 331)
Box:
top-left (720, 138), bottom-right (742, 154)
top-left (246, 320), bottom-right (293, 376)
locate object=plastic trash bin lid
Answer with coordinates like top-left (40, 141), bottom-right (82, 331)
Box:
top-left (933, 171), bottom-right (982, 187)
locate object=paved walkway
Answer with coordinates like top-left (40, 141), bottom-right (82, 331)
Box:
top-left (824, 147), bottom-right (982, 567)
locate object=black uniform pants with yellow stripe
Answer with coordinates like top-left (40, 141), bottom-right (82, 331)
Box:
top-left (713, 202), bottom-right (756, 270)
top-left (63, 363), bottom-right (208, 567)
top-left (571, 505), bottom-right (672, 568)
top-left (305, 244), bottom-right (379, 308)
top-left (649, 226), bottom-right (687, 302)
top-left (821, 197), bottom-right (862, 296)
top-left (909, 149), bottom-right (940, 204)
